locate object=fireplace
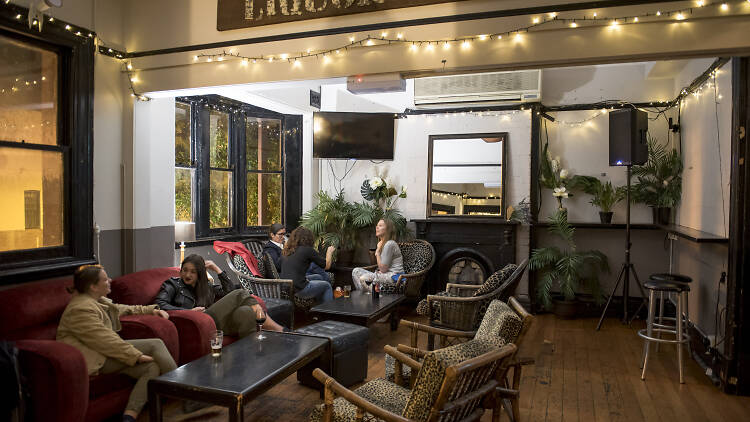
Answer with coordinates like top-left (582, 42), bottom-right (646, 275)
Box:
top-left (413, 218), bottom-right (517, 294)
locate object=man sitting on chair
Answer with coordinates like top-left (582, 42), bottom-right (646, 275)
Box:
top-left (263, 223), bottom-right (330, 282)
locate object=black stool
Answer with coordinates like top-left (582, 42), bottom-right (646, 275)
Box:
top-left (295, 320), bottom-right (369, 389)
top-left (649, 273), bottom-right (692, 352)
top-left (638, 279), bottom-right (690, 383)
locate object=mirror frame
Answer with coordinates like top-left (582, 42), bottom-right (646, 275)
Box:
top-left (427, 132), bottom-right (508, 219)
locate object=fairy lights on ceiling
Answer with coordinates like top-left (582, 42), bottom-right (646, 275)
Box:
top-left (2, 0), bottom-right (747, 102)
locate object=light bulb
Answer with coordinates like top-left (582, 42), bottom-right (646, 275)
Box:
top-left (720, 3), bottom-right (729, 11)
top-left (461, 40), bottom-right (471, 49)
top-left (426, 43), bottom-right (434, 51)
top-left (697, 0), bottom-right (705, 6)
top-left (241, 58), bottom-right (248, 66)
top-left (570, 22), bottom-right (578, 28)
top-left (349, 36), bottom-right (355, 42)
top-left (65, 24), bottom-right (71, 30)
top-left (127, 63), bottom-right (133, 70)
top-left (381, 32), bottom-right (387, 38)
top-left (280, 53), bottom-right (289, 59)
top-left (410, 43), bottom-right (418, 51)
top-left (207, 57), bottom-right (213, 62)
top-left (514, 33), bottom-right (522, 41)
top-left (443, 42), bottom-right (450, 50)
top-left (633, 17), bottom-right (639, 23)
top-left (656, 11), bottom-right (661, 16)
top-left (676, 13), bottom-right (685, 20)
top-left (366, 39), bottom-right (374, 46)
top-left (397, 33), bottom-right (403, 39)
top-left (532, 17), bottom-right (540, 24)
top-left (217, 56), bottom-right (224, 61)
top-left (478, 34), bottom-right (487, 41)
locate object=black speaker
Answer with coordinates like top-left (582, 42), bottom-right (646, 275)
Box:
top-left (609, 108), bottom-right (648, 166)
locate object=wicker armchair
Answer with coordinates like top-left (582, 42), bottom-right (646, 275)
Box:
top-left (361, 239), bottom-right (436, 300)
top-left (310, 341), bottom-right (517, 422)
top-left (393, 297), bottom-right (534, 422)
top-left (424, 260), bottom-right (528, 333)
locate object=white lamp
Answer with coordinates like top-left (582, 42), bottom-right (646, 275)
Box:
top-left (175, 222), bottom-right (196, 263)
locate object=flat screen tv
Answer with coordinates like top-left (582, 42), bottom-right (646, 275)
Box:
top-left (313, 112), bottom-right (395, 159)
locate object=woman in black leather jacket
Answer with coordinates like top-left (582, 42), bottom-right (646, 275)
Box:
top-left (155, 254), bottom-right (283, 336)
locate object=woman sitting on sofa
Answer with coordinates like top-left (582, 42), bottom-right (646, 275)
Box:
top-left (280, 226), bottom-right (336, 304)
top-left (57, 265), bottom-right (178, 422)
top-left (351, 218), bottom-right (404, 291)
top-left (155, 254), bottom-right (284, 335)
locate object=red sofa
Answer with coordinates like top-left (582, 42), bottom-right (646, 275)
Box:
top-left (0, 276), bottom-right (179, 422)
top-left (110, 267), bottom-right (217, 364)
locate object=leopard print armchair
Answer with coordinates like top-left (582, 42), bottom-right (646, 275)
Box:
top-left (367, 239), bottom-right (436, 300)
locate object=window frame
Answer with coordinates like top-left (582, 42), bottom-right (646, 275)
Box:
top-left (426, 132), bottom-right (508, 219)
top-left (176, 95), bottom-right (288, 239)
top-left (0, 12), bottom-right (95, 283)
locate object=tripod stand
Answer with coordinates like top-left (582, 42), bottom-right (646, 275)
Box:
top-left (596, 165), bottom-right (649, 331)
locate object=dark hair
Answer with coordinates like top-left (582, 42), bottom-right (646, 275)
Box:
top-left (269, 223), bottom-right (285, 238)
top-left (70, 264), bottom-right (104, 294)
top-left (181, 254), bottom-right (215, 307)
top-left (282, 226), bottom-right (314, 257)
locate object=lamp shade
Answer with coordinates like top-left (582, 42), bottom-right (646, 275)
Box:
top-left (175, 222), bottom-right (196, 243)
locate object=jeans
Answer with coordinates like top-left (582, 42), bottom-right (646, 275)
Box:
top-left (296, 279), bottom-right (333, 303)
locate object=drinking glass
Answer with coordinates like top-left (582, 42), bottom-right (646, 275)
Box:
top-left (210, 330), bottom-right (223, 357)
top-left (256, 308), bottom-right (267, 340)
top-left (364, 276), bottom-right (373, 295)
top-left (344, 285), bottom-right (351, 298)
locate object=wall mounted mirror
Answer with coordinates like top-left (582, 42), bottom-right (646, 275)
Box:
top-left (428, 133), bottom-right (507, 217)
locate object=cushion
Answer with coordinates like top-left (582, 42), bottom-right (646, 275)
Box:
top-left (309, 378), bottom-right (410, 422)
top-left (295, 320), bottom-right (369, 351)
top-left (399, 241), bottom-right (433, 274)
top-left (473, 300), bottom-right (523, 347)
top-left (110, 267), bottom-right (181, 305)
top-left (473, 263), bottom-right (518, 297)
top-left (0, 277), bottom-right (72, 339)
top-left (402, 339), bottom-right (497, 422)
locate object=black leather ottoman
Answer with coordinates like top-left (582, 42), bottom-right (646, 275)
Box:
top-left (262, 297), bottom-right (293, 329)
top-left (295, 320), bottom-right (369, 388)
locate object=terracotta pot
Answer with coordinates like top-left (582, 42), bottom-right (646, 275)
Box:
top-left (552, 297), bottom-right (579, 319)
top-left (599, 211), bottom-right (613, 224)
top-left (337, 249), bottom-right (354, 267)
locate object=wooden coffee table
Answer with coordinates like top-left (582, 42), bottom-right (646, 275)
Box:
top-left (310, 290), bottom-right (406, 330)
top-left (148, 331), bottom-right (328, 422)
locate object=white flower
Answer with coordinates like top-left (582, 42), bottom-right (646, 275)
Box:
top-left (551, 159), bottom-right (559, 173)
top-left (559, 169), bottom-right (569, 179)
top-left (553, 187), bottom-right (569, 198)
top-left (663, 180), bottom-right (669, 186)
top-left (369, 177), bottom-right (384, 189)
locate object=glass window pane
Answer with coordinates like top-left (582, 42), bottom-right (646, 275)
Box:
top-left (175, 103), bottom-right (191, 167)
top-left (209, 110), bottom-right (229, 168)
top-left (260, 173), bottom-right (282, 226)
top-left (0, 35), bottom-right (58, 146)
top-left (246, 173), bottom-right (258, 226)
top-left (175, 168), bottom-right (193, 222)
top-left (0, 147), bottom-right (64, 252)
top-left (246, 118), bottom-right (281, 171)
top-left (209, 170), bottom-right (232, 229)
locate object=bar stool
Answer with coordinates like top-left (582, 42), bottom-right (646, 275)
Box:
top-left (649, 273), bottom-right (692, 352)
top-left (638, 279), bottom-right (690, 383)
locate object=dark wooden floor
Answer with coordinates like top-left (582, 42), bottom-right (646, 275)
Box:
top-left (145, 312), bottom-right (750, 421)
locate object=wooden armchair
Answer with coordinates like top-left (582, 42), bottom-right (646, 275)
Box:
top-left (421, 260), bottom-right (528, 333)
top-left (392, 298), bottom-right (535, 422)
top-left (310, 340), bottom-right (517, 422)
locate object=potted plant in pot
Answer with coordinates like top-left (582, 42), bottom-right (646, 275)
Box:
top-left (570, 176), bottom-right (626, 224)
top-left (352, 173), bottom-right (411, 263)
top-left (529, 210), bottom-right (610, 318)
top-left (300, 190), bottom-right (365, 266)
top-left (539, 143), bottom-right (574, 211)
top-left (631, 136), bottom-right (683, 225)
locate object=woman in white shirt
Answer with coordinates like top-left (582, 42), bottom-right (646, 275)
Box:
top-left (352, 219), bottom-right (404, 291)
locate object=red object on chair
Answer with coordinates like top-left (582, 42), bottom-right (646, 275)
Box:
top-left (213, 240), bottom-right (261, 276)
top-left (0, 276), bottom-right (180, 422)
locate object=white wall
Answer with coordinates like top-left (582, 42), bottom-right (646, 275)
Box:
top-left (672, 58), bottom-right (732, 348)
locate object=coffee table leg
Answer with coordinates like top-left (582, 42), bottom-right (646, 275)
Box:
top-left (148, 385), bottom-right (161, 422)
top-left (230, 398), bottom-right (244, 422)
top-left (390, 310), bottom-right (399, 331)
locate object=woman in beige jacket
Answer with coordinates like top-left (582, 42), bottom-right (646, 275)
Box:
top-left (56, 265), bottom-right (177, 422)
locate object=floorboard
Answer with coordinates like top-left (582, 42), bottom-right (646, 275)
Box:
top-left (139, 312), bottom-right (750, 421)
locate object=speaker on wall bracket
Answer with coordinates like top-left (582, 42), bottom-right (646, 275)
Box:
top-left (609, 108), bottom-right (648, 166)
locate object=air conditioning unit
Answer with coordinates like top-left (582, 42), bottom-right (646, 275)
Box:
top-left (413, 70), bottom-right (541, 107)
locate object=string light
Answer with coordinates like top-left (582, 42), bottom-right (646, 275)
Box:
top-left (720, 3), bottom-right (729, 11)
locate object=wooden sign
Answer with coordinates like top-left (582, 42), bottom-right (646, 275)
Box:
top-left (217, 0), bottom-right (470, 31)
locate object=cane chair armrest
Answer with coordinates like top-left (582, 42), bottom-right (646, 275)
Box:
top-left (445, 283), bottom-right (482, 296)
top-left (495, 387), bottom-right (520, 398)
top-left (384, 345), bottom-right (423, 370)
top-left (312, 368), bottom-right (412, 422)
top-left (236, 273), bottom-right (294, 299)
top-left (399, 319), bottom-right (475, 339)
top-left (395, 344), bottom-right (428, 360)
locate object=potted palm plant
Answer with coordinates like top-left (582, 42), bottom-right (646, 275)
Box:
top-left (299, 190), bottom-right (365, 266)
top-left (631, 136), bottom-right (683, 225)
top-left (353, 174), bottom-right (411, 242)
top-left (570, 176), bottom-right (626, 224)
top-left (529, 210), bottom-right (610, 317)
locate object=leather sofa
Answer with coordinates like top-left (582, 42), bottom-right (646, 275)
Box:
top-left (0, 276), bottom-right (180, 422)
top-left (109, 267), bottom-right (294, 360)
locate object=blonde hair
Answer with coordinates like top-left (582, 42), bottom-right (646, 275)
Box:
top-left (379, 218), bottom-right (396, 243)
